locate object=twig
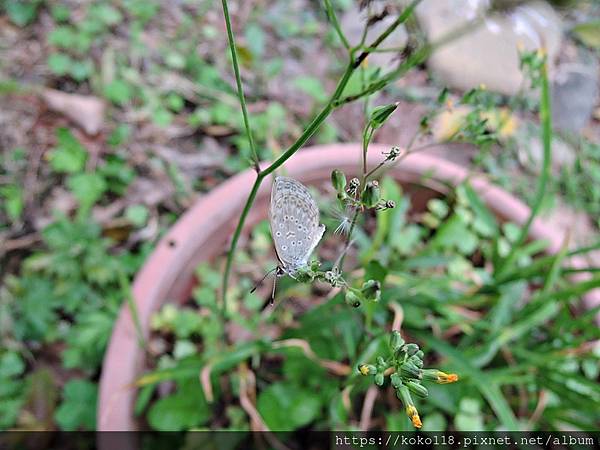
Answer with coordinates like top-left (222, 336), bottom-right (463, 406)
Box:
top-left (221, 0), bottom-right (259, 171)
top-left (238, 364), bottom-right (268, 431)
top-left (271, 338), bottom-right (351, 375)
top-left (200, 363), bottom-right (214, 402)
top-left (324, 0), bottom-right (351, 51)
top-left (527, 390), bottom-right (548, 428)
top-left (359, 385), bottom-right (378, 431)
top-left (389, 302), bottom-right (404, 331)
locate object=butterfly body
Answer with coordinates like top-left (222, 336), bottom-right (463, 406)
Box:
top-left (269, 176), bottom-right (325, 276)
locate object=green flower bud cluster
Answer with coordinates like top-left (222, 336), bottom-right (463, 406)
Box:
top-left (330, 170), bottom-right (395, 213)
top-left (357, 330), bottom-right (459, 429)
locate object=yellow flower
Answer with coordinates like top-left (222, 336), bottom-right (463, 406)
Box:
top-left (358, 364), bottom-right (371, 376)
top-left (436, 371), bottom-right (459, 384)
top-left (406, 405), bottom-right (422, 428)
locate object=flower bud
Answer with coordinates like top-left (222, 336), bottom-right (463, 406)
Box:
top-left (369, 103), bottom-right (399, 129)
top-left (361, 279), bottom-right (380, 302)
top-left (409, 355), bottom-right (423, 368)
top-left (331, 169), bottom-right (347, 192)
top-left (406, 405), bottom-right (422, 429)
top-left (347, 178), bottom-right (360, 196)
top-left (345, 290), bottom-right (361, 308)
top-left (396, 385), bottom-right (422, 428)
top-left (406, 381), bottom-right (429, 399)
top-left (399, 361), bottom-right (422, 380)
top-left (376, 199), bottom-right (396, 211)
top-left (389, 330), bottom-right (404, 353)
top-left (422, 369), bottom-right (459, 384)
top-left (415, 350), bottom-right (424, 359)
top-left (361, 181), bottom-right (380, 208)
top-left (358, 364), bottom-right (377, 376)
top-left (390, 373), bottom-right (403, 388)
top-left (403, 343), bottom-right (419, 357)
top-left (375, 373), bottom-right (384, 386)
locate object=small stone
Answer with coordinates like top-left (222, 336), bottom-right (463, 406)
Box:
top-left (552, 61), bottom-right (599, 133)
top-left (416, 0), bottom-right (563, 95)
top-left (516, 126), bottom-right (575, 173)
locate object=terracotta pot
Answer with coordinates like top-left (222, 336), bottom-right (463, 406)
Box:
top-left (97, 143), bottom-right (600, 431)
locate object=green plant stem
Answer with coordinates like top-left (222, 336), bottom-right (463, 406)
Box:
top-left (324, 0), bottom-right (350, 50)
top-left (221, 0), bottom-right (259, 170)
top-left (220, 0), bottom-right (476, 312)
top-left (496, 60), bottom-right (551, 279)
top-left (352, 0), bottom-right (421, 68)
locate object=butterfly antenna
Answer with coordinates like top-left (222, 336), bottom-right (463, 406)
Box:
top-left (270, 275), bottom-right (277, 306)
top-left (250, 267), bottom-right (277, 294)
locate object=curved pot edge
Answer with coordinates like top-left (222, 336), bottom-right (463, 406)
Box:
top-left (98, 143), bottom-right (600, 431)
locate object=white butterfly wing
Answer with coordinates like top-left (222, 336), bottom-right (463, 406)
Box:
top-left (269, 177), bottom-right (325, 272)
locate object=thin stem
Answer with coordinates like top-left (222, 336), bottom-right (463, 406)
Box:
top-left (495, 60), bottom-right (552, 278)
top-left (353, 0), bottom-right (421, 69)
top-left (220, 0), bottom-right (466, 309)
top-left (221, 174), bottom-right (263, 313)
top-left (221, 0), bottom-right (259, 171)
top-left (358, 3), bottom-right (371, 48)
top-left (324, 0), bottom-right (351, 51)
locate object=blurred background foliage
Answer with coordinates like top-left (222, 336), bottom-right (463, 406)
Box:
top-left (0, 0), bottom-right (599, 433)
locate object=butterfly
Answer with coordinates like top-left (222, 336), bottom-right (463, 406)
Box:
top-left (252, 176), bottom-right (326, 302)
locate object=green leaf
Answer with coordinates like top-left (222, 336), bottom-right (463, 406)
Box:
top-left (257, 382), bottom-right (322, 430)
top-left (364, 260), bottom-right (387, 284)
top-left (69, 59), bottom-right (94, 81)
top-left (103, 80), bottom-right (133, 106)
top-left (0, 185), bottom-right (24, 220)
top-left (244, 22), bottom-right (265, 59)
top-left (125, 204), bottom-right (149, 227)
top-left (67, 173), bottom-right (107, 210)
top-left (368, 103), bottom-right (398, 129)
top-left (48, 26), bottom-right (79, 49)
top-left (47, 53), bottom-right (73, 76)
top-left (455, 398), bottom-right (484, 431)
top-left (460, 183), bottom-right (498, 237)
top-left (48, 128), bottom-right (88, 173)
top-left (0, 352), bottom-right (25, 379)
top-left (147, 380), bottom-right (210, 431)
top-left (6, 0), bottom-right (41, 26)
top-left (55, 379), bottom-right (97, 430)
top-left (89, 4), bottom-right (123, 26)
top-left (292, 76), bottom-right (328, 103)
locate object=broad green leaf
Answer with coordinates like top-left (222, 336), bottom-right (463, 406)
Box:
top-left (54, 379), bottom-right (97, 430)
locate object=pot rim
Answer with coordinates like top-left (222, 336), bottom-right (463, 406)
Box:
top-left (98, 143), bottom-right (600, 431)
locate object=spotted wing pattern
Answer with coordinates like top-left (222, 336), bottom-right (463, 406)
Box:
top-left (269, 176), bottom-right (325, 274)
